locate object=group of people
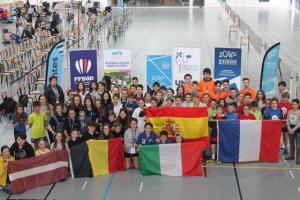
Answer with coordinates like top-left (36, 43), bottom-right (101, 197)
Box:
top-left (1, 67), bottom-right (300, 193)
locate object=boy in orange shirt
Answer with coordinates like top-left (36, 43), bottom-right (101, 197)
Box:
top-left (240, 78), bottom-right (256, 100)
top-left (199, 68), bottom-right (214, 97)
top-left (183, 73), bottom-right (193, 94)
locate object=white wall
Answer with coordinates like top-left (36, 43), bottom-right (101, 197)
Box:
top-left (226, 0), bottom-right (291, 8)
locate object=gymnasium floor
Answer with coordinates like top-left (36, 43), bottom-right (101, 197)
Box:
top-left (1, 2), bottom-right (300, 200)
top-left (2, 159), bottom-right (300, 200)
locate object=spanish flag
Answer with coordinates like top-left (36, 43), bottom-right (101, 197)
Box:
top-left (70, 138), bottom-right (125, 178)
top-left (146, 107), bottom-right (209, 145)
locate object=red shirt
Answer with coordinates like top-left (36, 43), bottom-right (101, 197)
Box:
top-left (240, 113), bottom-right (256, 120)
top-left (278, 101), bottom-right (292, 119)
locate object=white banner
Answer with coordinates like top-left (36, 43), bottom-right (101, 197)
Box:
top-left (104, 49), bottom-right (131, 71)
top-left (172, 47), bottom-right (201, 89)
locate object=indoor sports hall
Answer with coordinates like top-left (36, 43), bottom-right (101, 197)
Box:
top-left (0, 0), bottom-right (300, 200)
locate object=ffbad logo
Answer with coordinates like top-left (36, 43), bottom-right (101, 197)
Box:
top-left (75, 59), bottom-right (92, 74)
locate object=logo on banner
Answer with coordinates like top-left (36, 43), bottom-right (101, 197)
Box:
top-left (70, 50), bottom-right (97, 90)
top-left (75, 59), bottom-right (92, 74)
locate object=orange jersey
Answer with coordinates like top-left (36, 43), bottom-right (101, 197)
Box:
top-left (199, 79), bottom-right (214, 97)
top-left (183, 83), bottom-right (193, 94)
top-left (210, 91), bottom-right (228, 101)
top-left (240, 88), bottom-right (257, 100)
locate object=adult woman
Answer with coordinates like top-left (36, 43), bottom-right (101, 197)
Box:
top-left (44, 76), bottom-right (65, 106)
top-left (0, 146), bottom-right (14, 192)
top-left (76, 81), bottom-right (88, 103)
top-left (48, 103), bottom-right (67, 143)
top-left (286, 99), bottom-right (300, 164)
top-left (124, 118), bottom-right (139, 169)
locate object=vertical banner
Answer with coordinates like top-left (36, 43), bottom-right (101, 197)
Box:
top-left (146, 55), bottom-right (172, 92)
top-left (172, 47), bottom-right (201, 89)
top-left (70, 50), bottom-right (98, 90)
top-left (104, 49), bottom-right (131, 86)
top-left (117, 0), bottom-right (124, 13)
top-left (214, 47), bottom-right (242, 90)
top-left (260, 43), bottom-right (281, 96)
top-left (45, 39), bottom-right (65, 87)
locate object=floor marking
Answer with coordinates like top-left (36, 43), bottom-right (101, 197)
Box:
top-left (205, 165), bottom-right (300, 171)
top-left (139, 182), bottom-right (143, 192)
top-left (101, 173), bottom-right (116, 200)
top-left (289, 170), bottom-right (295, 179)
top-left (81, 181), bottom-right (88, 191)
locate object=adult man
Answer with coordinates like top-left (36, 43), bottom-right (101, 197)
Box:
top-left (44, 76), bottom-right (65, 106)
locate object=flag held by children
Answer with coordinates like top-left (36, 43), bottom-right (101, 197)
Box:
top-left (139, 141), bottom-right (204, 176)
top-left (70, 138), bottom-right (125, 178)
top-left (146, 107), bottom-right (209, 144)
top-left (218, 120), bottom-right (283, 163)
top-left (8, 150), bottom-right (68, 194)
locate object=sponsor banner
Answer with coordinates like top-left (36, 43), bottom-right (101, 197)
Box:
top-left (104, 49), bottom-right (131, 86)
top-left (260, 43), bottom-right (280, 96)
top-left (172, 47), bottom-right (201, 88)
top-left (214, 47), bottom-right (242, 90)
top-left (70, 50), bottom-right (97, 90)
top-left (146, 55), bottom-right (172, 92)
top-left (45, 39), bottom-right (65, 87)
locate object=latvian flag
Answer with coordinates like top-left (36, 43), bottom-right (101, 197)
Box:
top-left (70, 138), bottom-right (125, 178)
top-left (218, 120), bottom-right (283, 163)
top-left (139, 141), bottom-right (204, 176)
top-left (8, 150), bottom-right (68, 194)
top-left (146, 107), bottom-right (209, 145)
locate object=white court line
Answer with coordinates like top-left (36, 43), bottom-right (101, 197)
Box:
top-left (297, 187), bottom-right (300, 193)
top-left (289, 170), bottom-right (295, 179)
top-left (82, 181), bottom-right (88, 191)
top-left (139, 182), bottom-right (143, 192)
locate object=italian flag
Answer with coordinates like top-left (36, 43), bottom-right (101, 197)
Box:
top-left (139, 142), bottom-right (204, 176)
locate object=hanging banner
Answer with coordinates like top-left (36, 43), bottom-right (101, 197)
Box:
top-left (172, 47), bottom-right (201, 89)
top-left (214, 47), bottom-right (242, 90)
top-left (45, 39), bottom-right (65, 87)
top-left (146, 55), bottom-right (172, 92)
top-left (260, 43), bottom-right (280, 96)
top-left (104, 49), bottom-right (131, 86)
top-left (70, 49), bottom-right (98, 90)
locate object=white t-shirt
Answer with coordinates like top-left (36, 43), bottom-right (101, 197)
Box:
top-left (132, 107), bottom-right (146, 132)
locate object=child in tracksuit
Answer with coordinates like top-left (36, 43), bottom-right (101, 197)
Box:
top-left (263, 98), bottom-right (283, 120)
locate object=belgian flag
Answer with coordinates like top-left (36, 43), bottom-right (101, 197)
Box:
top-left (70, 138), bottom-right (125, 178)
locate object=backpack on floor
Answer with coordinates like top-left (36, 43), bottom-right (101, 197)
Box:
top-left (0, 97), bottom-right (17, 115)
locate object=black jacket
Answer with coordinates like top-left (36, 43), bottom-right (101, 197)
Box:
top-left (44, 85), bottom-right (65, 106)
top-left (10, 142), bottom-right (35, 160)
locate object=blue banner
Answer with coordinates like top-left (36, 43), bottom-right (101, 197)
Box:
top-left (214, 48), bottom-right (242, 90)
top-left (146, 55), bottom-right (172, 92)
top-left (70, 50), bottom-right (98, 90)
top-left (118, 0), bottom-right (124, 13)
top-left (45, 39), bottom-right (65, 87)
top-left (260, 43), bottom-right (280, 96)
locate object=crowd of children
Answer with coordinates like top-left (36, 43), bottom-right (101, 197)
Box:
top-left (1, 68), bottom-right (300, 192)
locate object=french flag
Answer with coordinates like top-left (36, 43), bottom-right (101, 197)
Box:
top-left (218, 120), bottom-right (282, 163)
